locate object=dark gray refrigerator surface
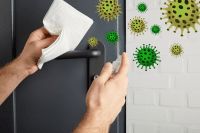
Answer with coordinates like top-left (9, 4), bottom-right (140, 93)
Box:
top-left (0, 0), bottom-right (126, 133)
top-left (0, 0), bottom-right (13, 133)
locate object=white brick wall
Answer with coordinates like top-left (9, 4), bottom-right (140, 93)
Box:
top-left (159, 91), bottom-right (186, 107)
top-left (126, 0), bottom-right (200, 133)
top-left (172, 109), bottom-right (200, 124)
top-left (127, 106), bottom-right (169, 122)
top-left (133, 124), bottom-right (157, 133)
top-left (158, 125), bottom-right (184, 133)
top-left (188, 92), bottom-right (200, 108)
top-left (188, 127), bottom-right (200, 133)
top-left (188, 56), bottom-right (200, 73)
top-left (133, 90), bottom-right (157, 105)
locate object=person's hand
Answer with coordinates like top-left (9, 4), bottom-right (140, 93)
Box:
top-left (86, 53), bottom-right (128, 128)
top-left (16, 27), bottom-right (57, 75)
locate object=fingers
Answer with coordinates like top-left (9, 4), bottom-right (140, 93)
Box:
top-left (115, 52), bottom-right (129, 77)
top-left (27, 27), bottom-right (50, 43)
top-left (98, 62), bottom-right (113, 83)
top-left (36, 36), bottom-right (58, 49)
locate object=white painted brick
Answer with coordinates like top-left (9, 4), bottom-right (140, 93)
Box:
top-left (127, 88), bottom-right (134, 104)
top-left (127, 106), bottom-right (169, 122)
top-left (126, 123), bottom-right (133, 133)
top-left (134, 90), bottom-right (157, 105)
top-left (160, 57), bottom-right (185, 73)
top-left (158, 125), bottom-right (184, 133)
top-left (184, 41), bottom-right (200, 55)
top-left (188, 56), bottom-right (200, 73)
top-left (126, 0), bottom-right (200, 130)
top-left (188, 92), bottom-right (200, 107)
top-left (133, 123), bottom-right (157, 133)
top-left (130, 74), bottom-right (171, 89)
top-left (160, 91), bottom-right (186, 107)
top-left (175, 75), bottom-right (200, 89)
top-left (172, 109), bottom-right (200, 124)
top-left (188, 127), bottom-right (200, 133)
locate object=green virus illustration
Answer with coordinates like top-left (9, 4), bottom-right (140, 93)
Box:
top-left (170, 43), bottom-right (183, 57)
top-left (88, 37), bottom-right (98, 47)
top-left (137, 2), bottom-right (148, 13)
top-left (97, 0), bottom-right (121, 21)
top-left (151, 24), bottom-right (161, 35)
top-left (133, 44), bottom-right (161, 71)
top-left (160, 0), bottom-right (200, 36)
top-left (105, 31), bottom-right (119, 44)
top-left (128, 17), bottom-right (147, 36)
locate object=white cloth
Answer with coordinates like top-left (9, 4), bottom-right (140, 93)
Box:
top-left (37, 0), bottom-right (93, 69)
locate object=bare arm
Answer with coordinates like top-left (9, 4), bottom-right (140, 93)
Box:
top-left (73, 53), bottom-right (129, 133)
top-left (0, 27), bottom-right (57, 105)
top-left (0, 58), bottom-right (29, 105)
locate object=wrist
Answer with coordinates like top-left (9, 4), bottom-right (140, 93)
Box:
top-left (15, 56), bottom-right (38, 75)
top-left (86, 110), bottom-right (111, 127)
top-left (11, 58), bottom-right (32, 77)
top-left (74, 110), bottom-right (110, 133)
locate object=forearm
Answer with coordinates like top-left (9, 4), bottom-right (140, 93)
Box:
top-left (0, 58), bottom-right (29, 105)
top-left (73, 111), bottom-right (110, 133)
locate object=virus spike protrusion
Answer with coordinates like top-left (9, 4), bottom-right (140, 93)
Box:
top-left (167, 24), bottom-right (173, 31)
top-left (170, 43), bottom-right (183, 57)
top-left (160, 0), bottom-right (200, 36)
top-left (174, 27), bottom-right (178, 33)
top-left (133, 44), bottom-right (161, 71)
top-left (181, 29), bottom-right (184, 36)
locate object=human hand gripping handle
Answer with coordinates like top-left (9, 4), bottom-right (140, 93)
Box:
top-left (73, 53), bottom-right (129, 133)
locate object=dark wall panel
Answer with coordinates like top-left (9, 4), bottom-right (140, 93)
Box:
top-left (0, 0), bottom-right (14, 133)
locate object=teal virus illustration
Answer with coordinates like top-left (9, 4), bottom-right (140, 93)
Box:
top-left (105, 31), bottom-right (119, 44)
top-left (170, 43), bottom-right (183, 57)
top-left (133, 44), bottom-right (161, 71)
top-left (160, 0), bottom-right (200, 36)
top-left (151, 24), bottom-right (161, 35)
top-left (137, 2), bottom-right (148, 13)
top-left (129, 16), bottom-right (147, 36)
top-left (97, 0), bottom-right (121, 21)
top-left (88, 37), bottom-right (98, 47)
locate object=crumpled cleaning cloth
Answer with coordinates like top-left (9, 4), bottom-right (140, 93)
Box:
top-left (37, 0), bottom-right (93, 69)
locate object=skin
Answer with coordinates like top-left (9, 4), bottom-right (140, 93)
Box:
top-left (0, 27), bottom-right (57, 104)
top-left (0, 27), bottom-right (129, 133)
top-left (73, 53), bottom-right (128, 133)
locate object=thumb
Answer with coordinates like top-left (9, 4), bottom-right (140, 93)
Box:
top-left (37, 36), bottom-right (58, 49)
top-left (98, 62), bottom-right (113, 83)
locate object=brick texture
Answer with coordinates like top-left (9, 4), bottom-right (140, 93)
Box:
top-left (126, 0), bottom-right (200, 132)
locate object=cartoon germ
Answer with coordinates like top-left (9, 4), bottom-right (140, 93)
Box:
top-left (129, 16), bottom-right (147, 35)
top-left (88, 37), bottom-right (98, 47)
top-left (137, 2), bottom-right (148, 13)
top-left (105, 31), bottom-right (119, 44)
top-left (97, 0), bottom-right (121, 21)
top-left (160, 0), bottom-right (200, 36)
top-left (151, 24), bottom-right (161, 35)
top-left (133, 44), bottom-right (161, 71)
top-left (170, 43), bottom-right (183, 57)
